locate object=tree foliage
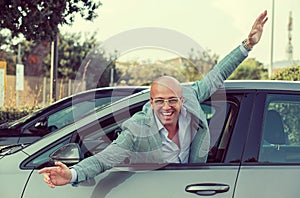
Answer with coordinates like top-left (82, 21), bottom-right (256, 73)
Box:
top-left (0, 0), bottom-right (102, 41)
top-left (49, 32), bottom-right (99, 79)
top-left (183, 48), bottom-right (218, 81)
top-left (271, 65), bottom-right (300, 81)
top-left (0, 30), bottom-right (12, 52)
top-left (228, 58), bottom-right (268, 80)
top-left (115, 48), bottom-right (219, 86)
top-left (60, 37), bottom-right (119, 89)
top-left (0, 30), bottom-right (20, 74)
top-left (117, 59), bottom-right (186, 86)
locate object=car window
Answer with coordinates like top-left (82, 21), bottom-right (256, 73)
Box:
top-left (22, 96), bottom-right (238, 169)
top-left (95, 95), bottom-right (125, 108)
top-left (21, 134), bottom-right (72, 169)
top-left (47, 100), bottom-right (96, 129)
top-left (48, 96), bottom-right (125, 129)
top-left (259, 94), bottom-right (300, 163)
top-left (72, 98), bottom-right (237, 164)
top-left (73, 101), bottom-right (146, 158)
top-left (22, 96), bottom-right (126, 136)
top-left (206, 100), bottom-right (237, 163)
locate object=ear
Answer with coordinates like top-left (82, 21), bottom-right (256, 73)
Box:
top-left (180, 96), bottom-right (184, 104)
top-left (150, 98), bottom-right (154, 109)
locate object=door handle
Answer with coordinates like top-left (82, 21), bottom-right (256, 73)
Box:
top-left (185, 183), bottom-right (230, 196)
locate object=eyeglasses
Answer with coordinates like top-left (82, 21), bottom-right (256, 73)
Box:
top-left (151, 97), bottom-right (182, 107)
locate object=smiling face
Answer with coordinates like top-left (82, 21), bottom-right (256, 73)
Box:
top-left (150, 76), bottom-right (184, 130)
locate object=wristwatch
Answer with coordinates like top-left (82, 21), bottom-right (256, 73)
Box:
top-left (242, 39), bottom-right (253, 52)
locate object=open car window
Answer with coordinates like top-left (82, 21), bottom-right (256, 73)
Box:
top-left (72, 96), bottom-right (239, 164)
top-left (21, 94), bottom-right (240, 169)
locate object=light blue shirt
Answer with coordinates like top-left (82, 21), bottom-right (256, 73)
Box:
top-left (155, 106), bottom-right (195, 163)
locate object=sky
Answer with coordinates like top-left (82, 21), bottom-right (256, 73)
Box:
top-left (61, 0), bottom-right (300, 66)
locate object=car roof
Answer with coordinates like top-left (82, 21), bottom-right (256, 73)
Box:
top-left (112, 80), bottom-right (300, 106)
top-left (223, 80), bottom-right (300, 91)
top-left (59, 85), bottom-right (148, 100)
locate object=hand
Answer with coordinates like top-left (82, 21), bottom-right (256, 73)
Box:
top-left (38, 161), bottom-right (72, 188)
top-left (247, 10), bottom-right (268, 48)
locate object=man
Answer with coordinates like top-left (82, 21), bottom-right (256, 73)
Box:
top-left (39, 10), bottom-right (268, 188)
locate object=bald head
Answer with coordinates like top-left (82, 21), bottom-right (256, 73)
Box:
top-left (150, 76), bottom-right (182, 98)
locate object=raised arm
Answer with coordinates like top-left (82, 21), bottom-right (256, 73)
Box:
top-left (193, 10), bottom-right (268, 101)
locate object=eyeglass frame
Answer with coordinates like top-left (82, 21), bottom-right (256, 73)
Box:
top-left (150, 97), bottom-right (183, 107)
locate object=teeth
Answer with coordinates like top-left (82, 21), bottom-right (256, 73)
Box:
top-left (162, 112), bottom-right (172, 116)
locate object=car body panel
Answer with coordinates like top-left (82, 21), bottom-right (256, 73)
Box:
top-left (0, 151), bottom-right (31, 197)
top-left (236, 87), bottom-right (300, 198)
top-left (235, 166), bottom-right (300, 197)
top-left (23, 166), bottom-right (239, 198)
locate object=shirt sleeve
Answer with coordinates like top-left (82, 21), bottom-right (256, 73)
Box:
top-left (69, 168), bottom-right (78, 183)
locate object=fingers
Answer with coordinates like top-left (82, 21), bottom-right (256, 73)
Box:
top-left (38, 161), bottom-right (65, 174)
top-left (43, 173), bottom-right (56, 188)
top-left (38, 167), bottom-right (53, 174)
top-left (40, 171), bottom-right (56, 188)
top-left (55, 161), bottom-right (68, 170)
top-left (259, 11), bottom-right (268, 27)
top-left (248, 10), bottom-right (268, 46)
top-left (38, 163), bottom-right (61, 188)
top-left (255, 10), bottom-right (268, 27)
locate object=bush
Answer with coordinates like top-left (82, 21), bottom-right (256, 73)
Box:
top-left (0, 106), bottom-right (40, 125)
top-left (271, 65), bottom-right (300, 81)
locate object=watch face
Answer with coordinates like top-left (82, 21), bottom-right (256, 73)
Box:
top-left (242, 39), bottom-right (252, 51)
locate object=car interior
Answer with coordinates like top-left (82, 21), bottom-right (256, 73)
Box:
top-left (259, 95), bottom-right (300, 164)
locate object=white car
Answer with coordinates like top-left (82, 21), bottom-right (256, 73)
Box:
top-left (1, 80), bottom-right (300, 198)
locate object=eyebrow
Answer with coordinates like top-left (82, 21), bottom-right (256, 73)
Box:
top-left (151, 97), bottom-right (180, 99)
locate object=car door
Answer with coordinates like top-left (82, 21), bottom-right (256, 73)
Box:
top-left (235, 91), bottom-right (300, 197)
top-left (23, 91), bottom-right (252, 198)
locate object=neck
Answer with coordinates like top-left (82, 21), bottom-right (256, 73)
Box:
top-left (166, 124), bottom-right (178, 140)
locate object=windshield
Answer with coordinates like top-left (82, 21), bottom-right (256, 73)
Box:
top-left (6, 108), bottom-right (44, 128)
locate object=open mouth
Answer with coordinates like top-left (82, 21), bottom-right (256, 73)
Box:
top-left (161, 111), bottom-right (174, 120)
top-left (162, 112), bottom-right (172, 116)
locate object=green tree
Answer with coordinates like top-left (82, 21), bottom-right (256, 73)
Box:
top-left (228, 58), bottom-right (267, 80)
top-left (183, 48), bottom-right (218, 82)
top-left (0, 0), bottom-right (102, 41)
top-left (77, 48), bottom-right (121, 89)
top-left (0, 30), bottom-right (17, 74)
top-left (1, 34), bottom-right (50, 76)
top-left (271, 65), bottom-right (300, 81)
top-left (1, 0), bottom-right (102, 77)
top-left (45, 32), bottom-right (99, 79)
top-left (1, 30), bottom-right (119, 88)
top-left (0, 30), bottom-right (12, 52)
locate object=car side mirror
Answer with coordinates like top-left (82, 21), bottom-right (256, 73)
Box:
top-left (50, 143), bottom-right (83, 166)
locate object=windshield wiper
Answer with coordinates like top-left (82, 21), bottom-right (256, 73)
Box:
top-left (0, 122), bottom-right (9, 129)
top-left (0, 143), bottom-right (30, 156)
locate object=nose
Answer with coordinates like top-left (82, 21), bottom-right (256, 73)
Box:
top-left (162, 100), bottom-right (172, 109)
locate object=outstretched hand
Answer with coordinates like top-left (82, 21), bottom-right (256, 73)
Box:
top-left (248, 10), bottom-right (268, 47)
top-left (38, 161), bottom-right (72, 188)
